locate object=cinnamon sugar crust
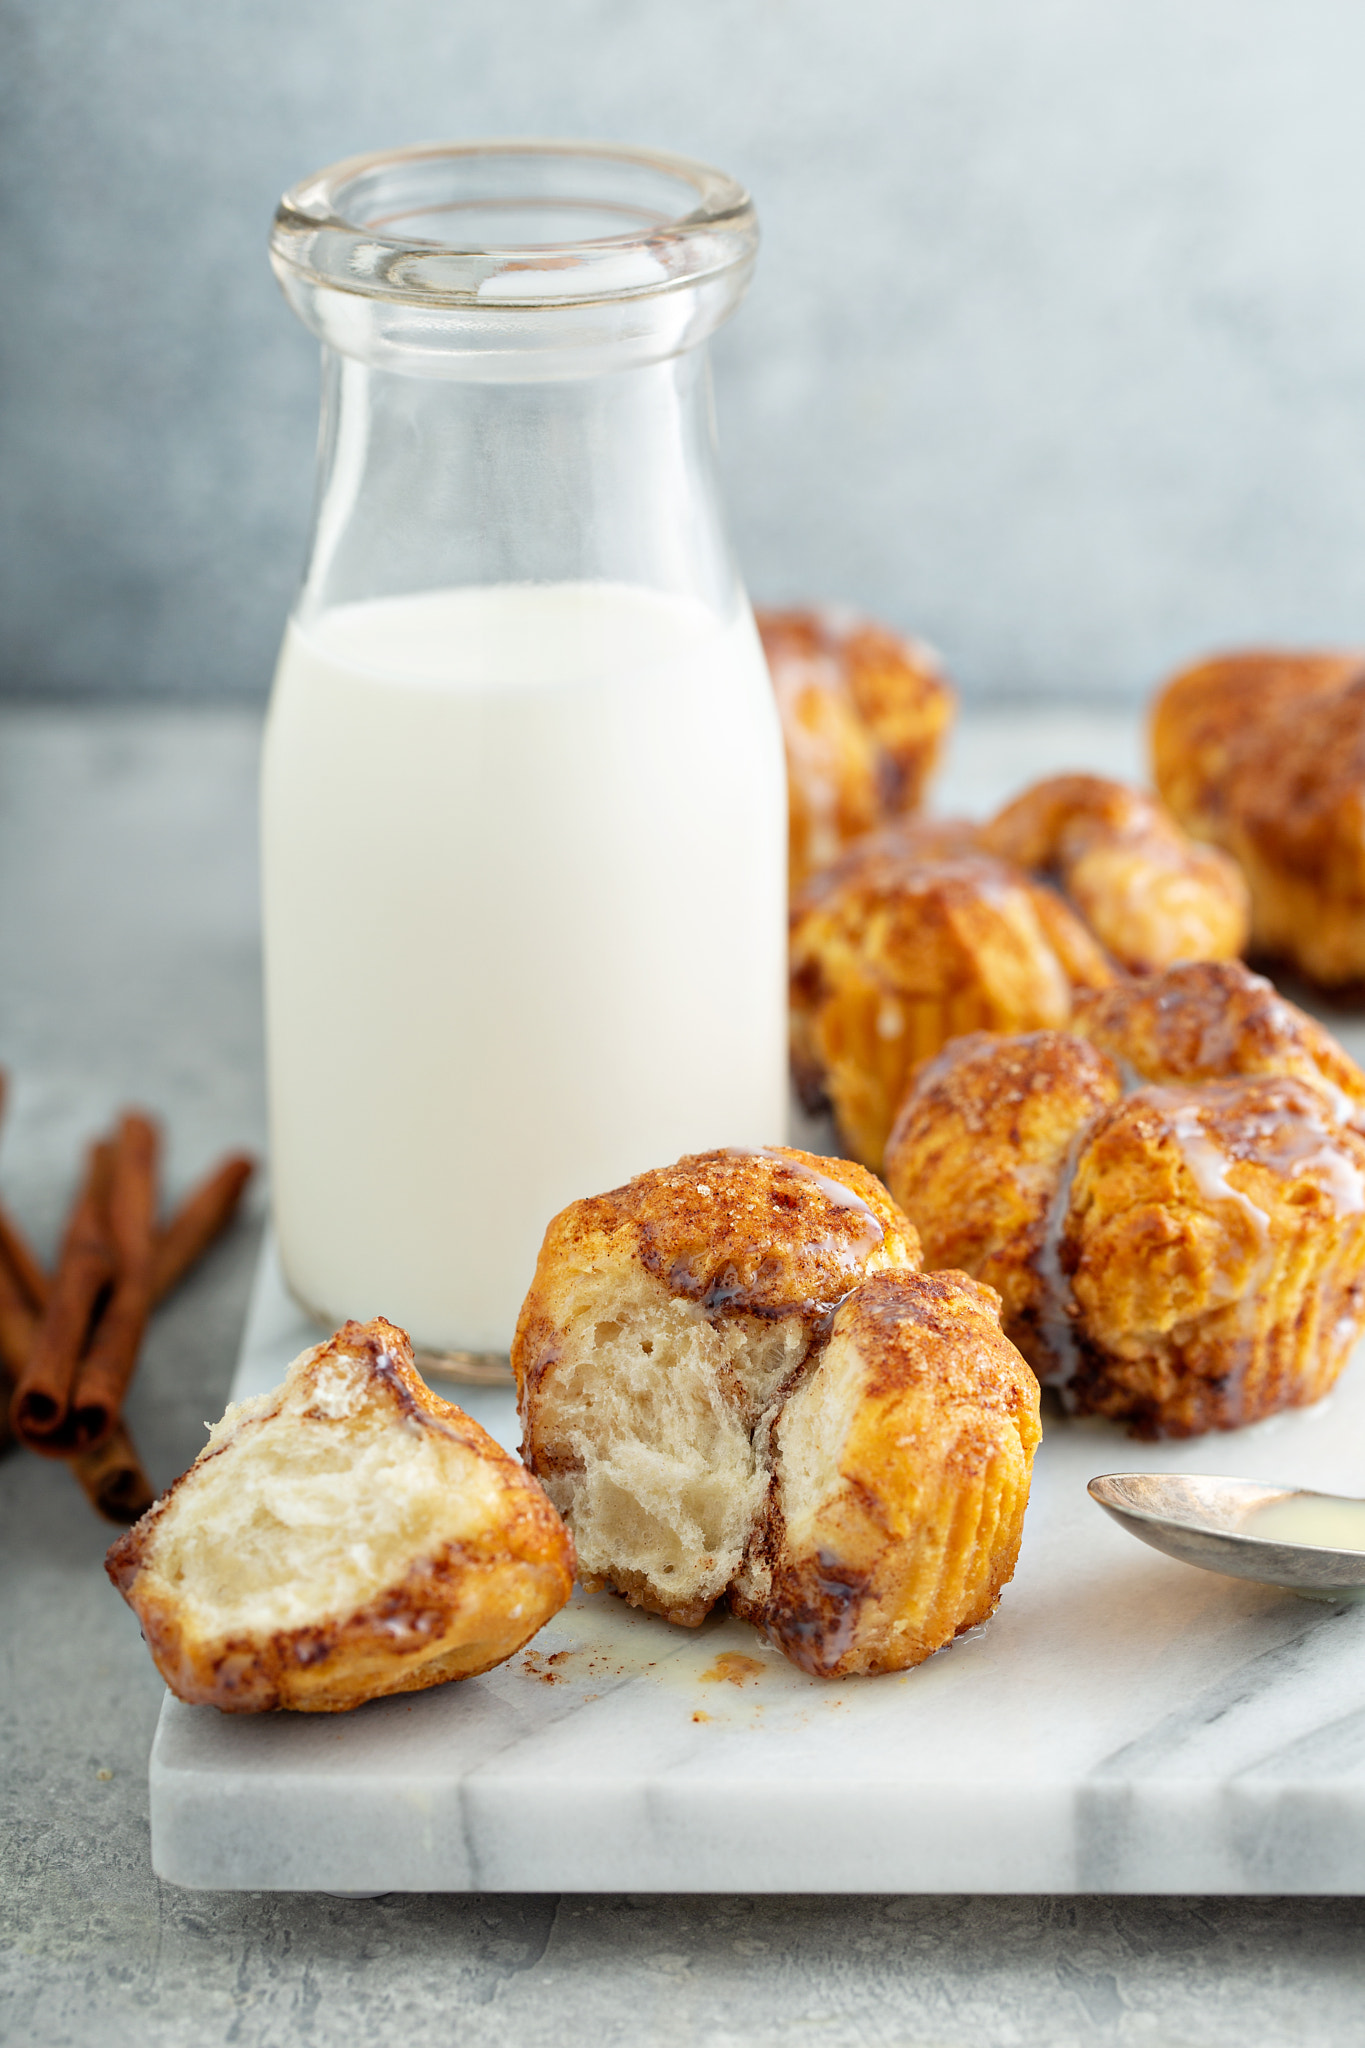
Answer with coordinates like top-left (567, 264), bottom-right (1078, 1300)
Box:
top-left (1071, 961), bottom-right (1365, 1131)
top-left (514, 1145), bottom-right (916, 1383)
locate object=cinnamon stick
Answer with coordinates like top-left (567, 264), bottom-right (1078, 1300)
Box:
top-left (0, 1071), bottom-right (38, 1454)
top-left (69, 1417), bottom-right (155, 1525)
top-left (150, 1153), bottom-right (254, 1304)
top-left (68, 1113), bottom-right (160, 1454)
top-left (0, 1202), bottom-right (48, 1314)
top-left (0, 1066), bottom-right (47, 1371)
top-left (1, 1098), bottom-right (252, 1492)
top-left (0, 1235), bottom-right (39, 1381)
top-left (0, 1235), bottom-right (38, 1453)
top-left (11, 1140), bottom-right (115, 1454)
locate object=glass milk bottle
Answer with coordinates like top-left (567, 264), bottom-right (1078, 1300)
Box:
top-left (262, 142), bottom-right (787, 1360)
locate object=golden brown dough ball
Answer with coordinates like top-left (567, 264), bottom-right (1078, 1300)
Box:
top-left (514, 1150), bottom-right (1038, 1676)
top-left (982, 772), bottom-right (1249, 975)
top-left (730, 1270), bottom-right (1040, 1677)
top-left (882, 965), bottom-right (1365, 1436)
top-left (106, 1318), bottom-right (575, 1712)
top-left (789, 829), bottom-right (1115, 1170)
top-left (513, 1145), bottom-right (919, 1628)
top-left (883, 1030), bottom-right (1122, 1375)
top-left (758, 608), bottom-right (955, 890)
top-left (1151, 651), bottom-right (1365, 986)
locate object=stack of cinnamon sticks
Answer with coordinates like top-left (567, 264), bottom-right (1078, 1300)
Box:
top-left (0, 1073), bottom-right (253, 1523)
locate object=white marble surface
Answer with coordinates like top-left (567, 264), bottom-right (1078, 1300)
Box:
top-left (151, 1234), bottom-right (1365, 1895)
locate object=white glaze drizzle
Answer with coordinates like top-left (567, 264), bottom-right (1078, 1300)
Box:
top-left (1144, 1081), bottom-right (1365, 1223)
top-left (1142, 1088), bottom-right (1271, 1244)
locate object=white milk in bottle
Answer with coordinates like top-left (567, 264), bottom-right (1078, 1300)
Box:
top-left (261, 579), bottom-right (788, 1353)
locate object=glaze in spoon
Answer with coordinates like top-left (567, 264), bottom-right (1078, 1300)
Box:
top-left (1088, 1473), bottom-right (1365, 1599)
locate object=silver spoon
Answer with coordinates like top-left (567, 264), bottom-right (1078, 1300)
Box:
top-left (1087, 1473), bottom-right (1365, 1600)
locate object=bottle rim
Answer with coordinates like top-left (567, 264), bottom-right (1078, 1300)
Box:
top-left (270, 139), bottom-right (759, 312)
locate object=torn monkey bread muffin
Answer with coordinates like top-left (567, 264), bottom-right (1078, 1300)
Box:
top-left (1151, 649), bottom-right (1365, 986)
top-left (106, 1317), bottom-right (574, 1711)
top-left (512, 1146), bottom-right (1040, 1676)
top-left (757, 608), bottom-right (955, 891)
top-left (884, 963), bottom-right (1365, 1437)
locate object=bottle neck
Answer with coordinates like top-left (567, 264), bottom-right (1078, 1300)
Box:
top-left (296, 343), bottom-right (741, 627)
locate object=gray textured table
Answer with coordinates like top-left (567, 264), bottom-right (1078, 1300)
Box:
top-left (3, 702), bottom-right (1365, 2047)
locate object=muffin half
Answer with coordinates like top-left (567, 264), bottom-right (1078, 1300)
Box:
top-left (107, 1317), bottom-right (575, 1710)
top-left (730, 1270), bottom-right (1040, 1676)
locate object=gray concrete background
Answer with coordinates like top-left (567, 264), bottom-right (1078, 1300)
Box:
top-left (5, 0), bottom-right (1365, 705)
top-left (5, 705), bottom-right (1365, 2047)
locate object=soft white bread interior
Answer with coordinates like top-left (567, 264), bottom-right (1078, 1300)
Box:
top-left (106, 1317), bottom-right (575, 1712)
top-left (520, 1274), bottom-right (802, 1628)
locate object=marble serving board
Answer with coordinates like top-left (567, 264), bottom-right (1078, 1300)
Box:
top-left (148, 1231), bottom-right (1365, 1895)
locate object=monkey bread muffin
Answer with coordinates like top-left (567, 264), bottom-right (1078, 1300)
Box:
top-left (757, 608), bottom-right (955, 890)
top-left (1152, 650), bottom-right (1365, 986)
top-left (789, 772), bottom-right (1249, 1173)
top-left (513, 1146), bottom-right (1040, 1676)
top-left (885, 964), bottom-right (1365, 1436)
top-left (789, 826), bottom-right (1115, 1171)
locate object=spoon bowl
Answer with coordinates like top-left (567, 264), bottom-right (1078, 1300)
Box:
top-left (1087, 1473), bottom-right (1365, 1598)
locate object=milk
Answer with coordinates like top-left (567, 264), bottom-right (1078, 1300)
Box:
top-left (261, 581), bottom-right (788, 1353)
